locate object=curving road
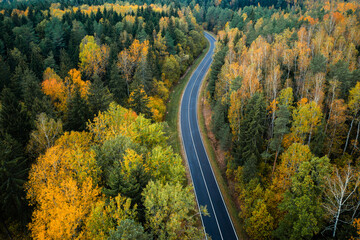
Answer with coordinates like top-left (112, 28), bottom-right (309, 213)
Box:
top-left (180, 32), bottom-right (238, 240)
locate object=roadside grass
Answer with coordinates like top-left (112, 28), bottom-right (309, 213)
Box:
top-left (164, 35), bottom-right (210, 240)
top-left (197, 71), bottom-right (247, 240)
top-left (165, 32), bottom-right (246, 239)
top-left (165, 40), bottom-right (210, 154)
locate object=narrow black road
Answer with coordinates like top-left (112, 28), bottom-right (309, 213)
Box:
top-left (180, 32), bottom-right (238, 240)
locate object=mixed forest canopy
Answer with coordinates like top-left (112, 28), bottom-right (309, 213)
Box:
top-left (0, 1), bottom-right (207, 239)
top-left (206, 0), bottom-right (360, 239)
top-left (2, 0), bottom-right (360, 239)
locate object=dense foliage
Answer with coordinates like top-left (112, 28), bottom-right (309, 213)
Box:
top-left (0, 1), bottom-right (207, 238)
top-left (207, 1), bottom-right (360, 239)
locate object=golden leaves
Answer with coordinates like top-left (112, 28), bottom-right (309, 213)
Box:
top-left (42, 68), bottom-right (90, 113)
top-left (26, 131), bottom-right (101, 239)
top-left (79, 35), bottom-right (110, 78)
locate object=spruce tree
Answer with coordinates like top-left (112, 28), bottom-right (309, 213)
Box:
top-left (235, 93), bottom-right (266, 182)
top-left (64, 87), bottom-right (90, 131)
top-left (269, 104), bottom-right (290, 174)
top-left (0, 87), bottom-right (31, 145)
top-left (128, 86), bottom-right (152, 119)
top-left (109, 63), bottom-right (127, 103)
top-left (88, 76), bottom-right (113, 120)
top-left (0, 134), bottom-right (29, 225)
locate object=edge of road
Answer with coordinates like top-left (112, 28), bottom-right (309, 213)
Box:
top-left (169, 32), bottom-right (210, 239)
top-left (197, 32), bottom-right (246, 239)
top-left (178, 31), bottom-right (241, 240)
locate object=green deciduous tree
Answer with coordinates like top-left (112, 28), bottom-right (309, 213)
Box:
top-left (142, 180), bottom-right (203, 240)
top-left (275, 156), bottom-right (330, 240)
top-left (108, 219), bottom-right (149, 240)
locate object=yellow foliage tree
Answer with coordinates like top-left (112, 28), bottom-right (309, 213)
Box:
top-left (79, 35), bottom-right (110, 79)
top-left (26, 131), bottom-right (101, 239)
top-left (291, 98), bottom-right (323, 144)
top-left (148, 96), bottom-right (166, 122)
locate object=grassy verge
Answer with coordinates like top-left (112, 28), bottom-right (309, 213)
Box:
top-left (165, 40), bottom-right (210, 154)
top-left (197, 74), bottom-right (247, 239)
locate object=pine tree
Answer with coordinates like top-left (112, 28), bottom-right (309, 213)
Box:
top-left (109, 63), bottom-right (128, 103)
top-left (270, 104), bottom-right (290, 174)
top-left (0, 87), bottom-right (31, 145)
top-left (87, 76), bottom-right (113, 120)
top-left (64, 87), bottom-right (90, 131)
top-left (235, 93), bottom-right (266, 182)
top-left (105, 160), bottom-right (150, 216)
top-left (128, 86), bottom-right (152, 119)
top-left (132, 58), bottom-right (153, 93)
top-left (208, 45), bottom-right (228, 100)
top-left (0, 134), bottom-right (29, 225)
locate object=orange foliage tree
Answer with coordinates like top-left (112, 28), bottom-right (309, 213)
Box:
top-left (42, 68), bottom-right (90, 113)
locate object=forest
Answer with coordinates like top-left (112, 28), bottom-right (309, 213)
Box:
top-left (0, 1), bottom-right (207, 239)
top-left (2, 0), bottom-right (360, 239)
top-left (206, 0), bottom-right (360, 239)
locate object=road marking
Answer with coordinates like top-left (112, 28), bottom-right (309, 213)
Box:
top-left (179, 40), bottom-right (211, 240)
top-left (180, 33), bottom-right (238, 240)
top-left (187, 53), bottom-right (224, 240)
top-left (196, 33), bottom-right (239, 240)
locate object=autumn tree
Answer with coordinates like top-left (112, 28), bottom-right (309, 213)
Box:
top-left (324, 99), bottom-right (347, 157)
top-left (268, 143), bottom-right (314, 221)
top-left (344, 82), bottom-right (360, 154)
top-left (84, 194), bottom-right (137, 240)
top-left (142, 181), bottom-right (203, 240)
top-left (323, 165), bottom-right (360, 238)
top-left (42, 68), bottom-right (90, 115)
top-left (27, 113), bottom-right (63, 156)
top-left (26, 132), bottom-right (101, 239)
top-left (117, 39), bottom-right (149, 96)
top-left (237, 178), bottom-right (275, 240)
top-left (79, 35), bottom-right (110, 79)
top-left (291, 99), bottom-right (323, 145)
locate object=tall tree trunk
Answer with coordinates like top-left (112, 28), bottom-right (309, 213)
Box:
top-left (272, 149), bottom-right (279, 176)
top-left (333, 202), bottom-right (342, 238)
top-left (328, 125), bottom-right (337, 156)
top-left (325, 90), bottom-right (336, 134)
top-left (307, 130), bottom-right (312, 145)
top-left (351, 120), bottom-right (360, 155)
top-left (344, 117), bottom-right (355, 155)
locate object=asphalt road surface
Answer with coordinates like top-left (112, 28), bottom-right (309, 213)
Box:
top-left (180, 32), bottom-right (238, 240)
